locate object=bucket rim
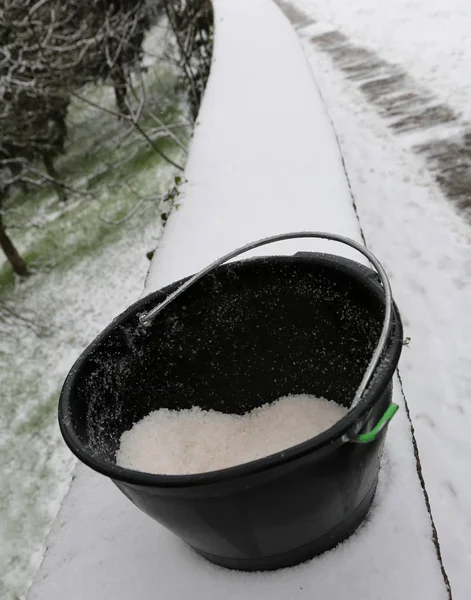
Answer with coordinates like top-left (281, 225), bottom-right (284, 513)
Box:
top-left (58, 253), bottom-right (403, 488)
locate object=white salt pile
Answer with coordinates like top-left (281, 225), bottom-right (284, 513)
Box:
top-left (116, 395), bottom-right (348, 475)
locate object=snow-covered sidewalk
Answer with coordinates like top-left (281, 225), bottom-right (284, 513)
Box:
top-left (277, 1), bottom-right (471, 596)
top-left (28, 1), bottom-right (450, 598)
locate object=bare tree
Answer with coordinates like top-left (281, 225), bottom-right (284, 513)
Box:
top-left (0, 154), bottom-right (31, 276)
top-left (0, 0), bottom-right (214, 276)
top-left (0, 0), bottom-right (155, 274)
top-left (164, 0), bottom-right (214, 120)
top-left (0, 208), bottom-right (29, 276)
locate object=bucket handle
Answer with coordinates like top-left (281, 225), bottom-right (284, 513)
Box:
top-left (139, 232), bottom-right (397, 436)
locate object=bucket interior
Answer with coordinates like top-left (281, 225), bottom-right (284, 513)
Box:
top-left (65, 257), bottom-right (386, 465)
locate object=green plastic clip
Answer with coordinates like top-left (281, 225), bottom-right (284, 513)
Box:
top-left (355, 403), bottom-right (399, 444)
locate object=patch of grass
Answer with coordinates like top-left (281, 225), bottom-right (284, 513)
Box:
top-left (0, 81), bottom-right (187, 293)
top-left (0, 267), bottom-right (15, 295)
top-left (0, 36), bottom-right (190, 600)
top-left (16, 391), bottom-right (59, 437)
top-left (1, 58), bottom-right (188, 295)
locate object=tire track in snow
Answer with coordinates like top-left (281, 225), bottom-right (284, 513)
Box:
top-left (276, 0), bottom-right (471, 221)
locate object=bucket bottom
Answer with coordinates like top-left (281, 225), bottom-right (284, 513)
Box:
top-left (192, 481), bottom-right (377, 572)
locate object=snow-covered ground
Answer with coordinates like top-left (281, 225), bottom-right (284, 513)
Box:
top-left (301, 42), bottom-right (471, 595)
top-left (0, 210), bottom-right (168, 600)
top-left (293, 0), bottom-right (471, 124)
top-left (280, 0), bottom-right (471, 596)
top-left (0, 26), bottom-right (183, 600)
top-left (28, 1), bottom-right (450, 599)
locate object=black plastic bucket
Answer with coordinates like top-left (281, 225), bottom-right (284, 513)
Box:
top-left (59, 233), bottom-right (403, 571)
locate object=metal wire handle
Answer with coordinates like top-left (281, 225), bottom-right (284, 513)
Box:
top-left (139, 232), bottom-right (393, 410)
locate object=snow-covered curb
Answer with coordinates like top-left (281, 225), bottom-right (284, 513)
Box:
top-left (28, 1), bottom-right (448, 599)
